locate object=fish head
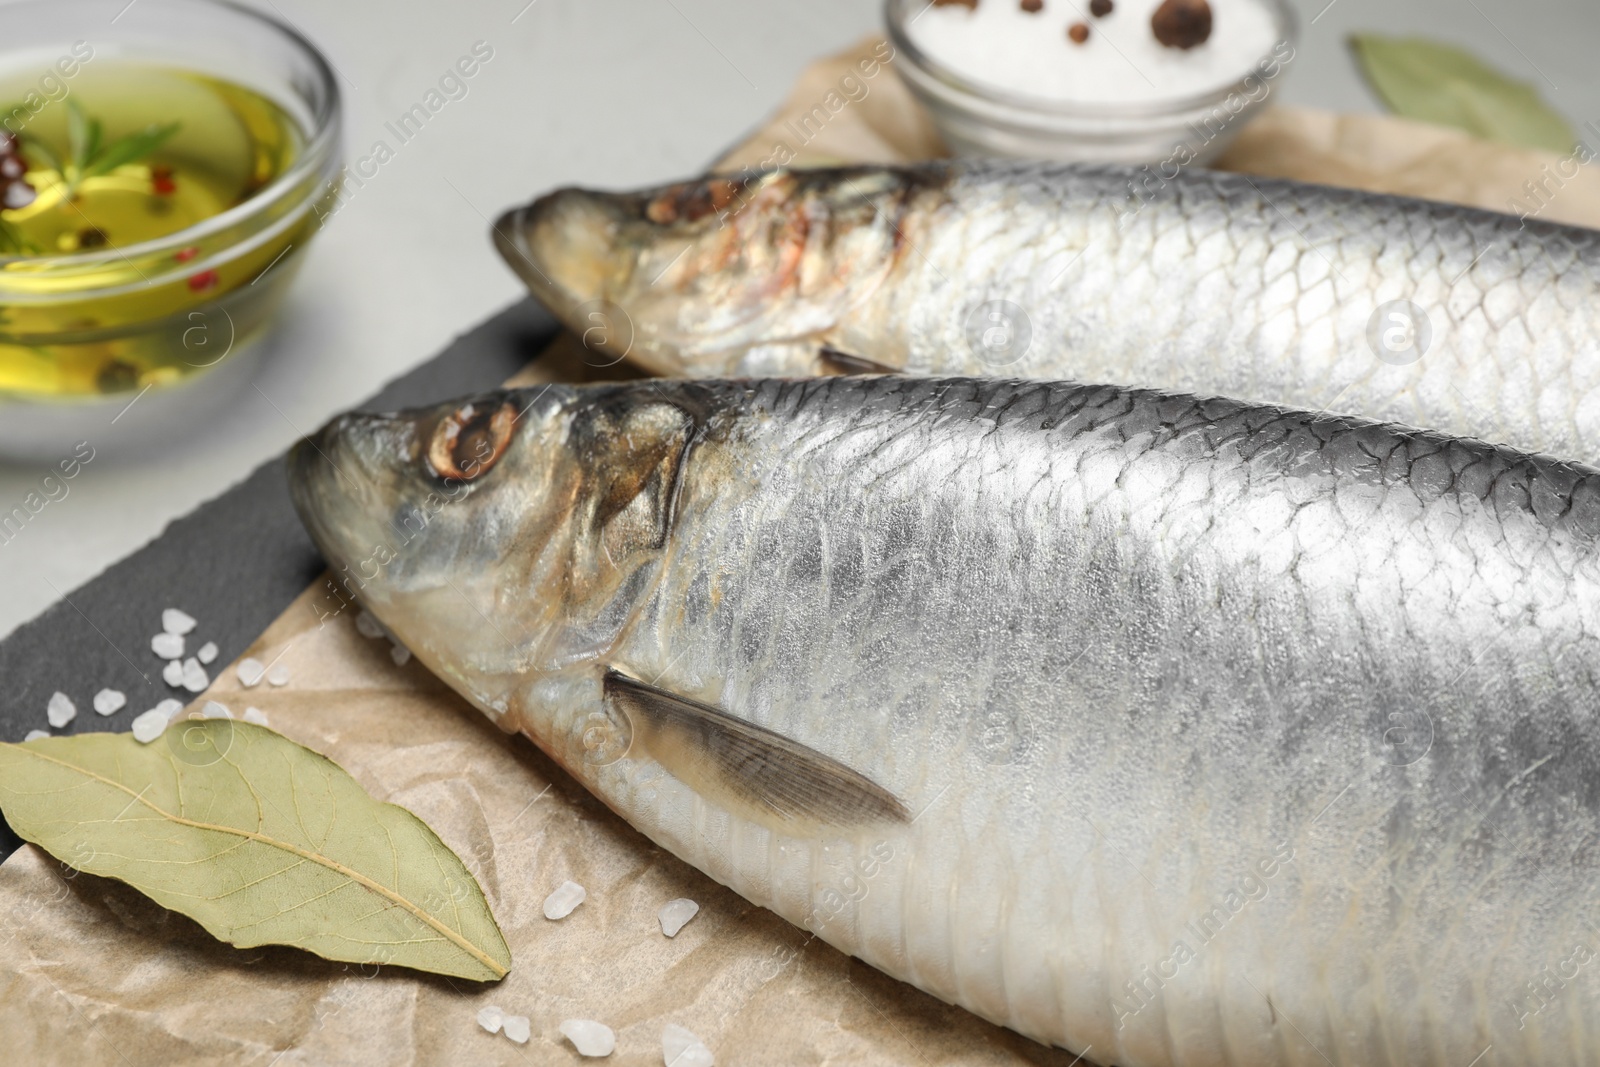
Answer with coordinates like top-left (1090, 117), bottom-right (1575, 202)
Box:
top-left (496, 168), bottom-right (925, 374)
top-left (288, 386), bottom-right (695, 722)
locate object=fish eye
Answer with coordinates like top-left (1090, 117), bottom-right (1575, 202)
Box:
top-left (644, 177), bottom-right (748, 225)
top-left (427, 400), bottom-right (516, 482)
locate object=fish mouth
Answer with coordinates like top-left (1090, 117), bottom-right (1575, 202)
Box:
top-left (287, 417), bottom-right (359, 577)
top-left (287, 410), bottom-right (418, 586)
top-left (494, 187), bottom-right (631, 325)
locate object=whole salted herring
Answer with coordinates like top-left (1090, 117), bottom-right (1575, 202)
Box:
top-left (291, 377), bottom-right (1600, 1066)
top-left (498, 161), bottom-right (1600, 463)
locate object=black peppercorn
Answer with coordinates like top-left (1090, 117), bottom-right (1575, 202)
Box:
top-left (1151, 0), bottom-right (1212, 49)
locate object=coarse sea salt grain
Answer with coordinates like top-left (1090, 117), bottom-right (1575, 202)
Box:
top-left (355, 610), bottom-right (386, 639)
top-left (131, 708), bottom-right (169, 743)
top-left (658, 898), bottom-right (700, 938)
top-left (662, 1023), bottom-right (714, 1067)
top-left (162, 660), bottom-right (185, 687)
top-left (502, 1014), bottom-right (531, 1044)
top-left (46, 691), bottom-right (76, 728)
top-left (24, 729), bottom-right (48, 742)
top-left (201, 701), bottom-right (232, 720)
top-left (477, 1005), bottom-right (504, 1034)
top-left (180, 658), bottom-right (209, 693)
top-left (267, 663), bottom-right (290, 687)
top-left (544, 880), bottom-right (587, 920)
top-left (93, 688), bottom-right (126, 716)
top-left (155, 698), bottom-right (184, 723)
top-left (907, 0), bottom-right (1281, 104)
top-left (151, 631), bottom-right (184, 659)
top-left (237, 658), bottom-right (265, 687)
top-left (389, 643), bottom-right (411, 667)
top-left (559, 1019), bottom-right (614, 1057)
top-left (162, 608), bottom-right (197, 636)
top-left (197, 641), bottom-right (218, 665)
top-left (242, 707), bottom-right (269, 726)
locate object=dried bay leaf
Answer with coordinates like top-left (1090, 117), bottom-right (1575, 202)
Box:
top-left (1349, 35), bottom-right (1575, 153)
top-left (0, 721), bottom-right (510, 982)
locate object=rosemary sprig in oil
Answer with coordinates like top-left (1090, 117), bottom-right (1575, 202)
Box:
top-left (20, 98), bottom-right (181, 202)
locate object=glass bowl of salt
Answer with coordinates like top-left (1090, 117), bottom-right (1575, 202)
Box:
top-left (886, 0), bottom-right (1296, 165)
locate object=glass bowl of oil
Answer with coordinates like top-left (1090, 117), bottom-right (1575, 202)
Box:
top-left (0, 0), bottom-right (342, 459)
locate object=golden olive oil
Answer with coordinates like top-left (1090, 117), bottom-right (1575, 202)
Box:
top-left (0, 62), bottom-right (313, 400)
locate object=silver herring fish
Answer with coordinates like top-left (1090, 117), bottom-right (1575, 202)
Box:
top-left (497, 162), bottom-right (1600, 461)
top-left (291, 377), bottom-right (1600, 1066)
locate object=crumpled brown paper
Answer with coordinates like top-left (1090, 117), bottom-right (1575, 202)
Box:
top-left (5, 35), bottom-right (1599, 1067)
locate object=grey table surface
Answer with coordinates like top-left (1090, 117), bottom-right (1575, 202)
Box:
top-left (0, 0), bottom-right (1595, 642)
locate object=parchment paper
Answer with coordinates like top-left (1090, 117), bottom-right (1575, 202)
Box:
top-left (5, 35), bottom-right (1600, 1067)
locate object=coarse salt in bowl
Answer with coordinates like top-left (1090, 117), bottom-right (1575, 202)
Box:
top-left (886, 0), bottom-right (1297, 164)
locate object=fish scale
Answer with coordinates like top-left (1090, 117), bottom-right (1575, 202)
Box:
top-left (504, 162), bottom-right (1600, 465)
top-left (291, 375), bottom-right (1600, 1066)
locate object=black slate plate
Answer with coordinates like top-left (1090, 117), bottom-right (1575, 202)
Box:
top-left (0, 297), bottom-right (561, 860)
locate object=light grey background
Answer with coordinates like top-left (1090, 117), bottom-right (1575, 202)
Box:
top-left (0, 0), bottom-right (1594, 640)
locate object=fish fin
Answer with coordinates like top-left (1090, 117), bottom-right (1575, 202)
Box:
top-left (603, 668), bottom-right (910, 833)
top-left (818, 347), bottom-right (900, 376)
